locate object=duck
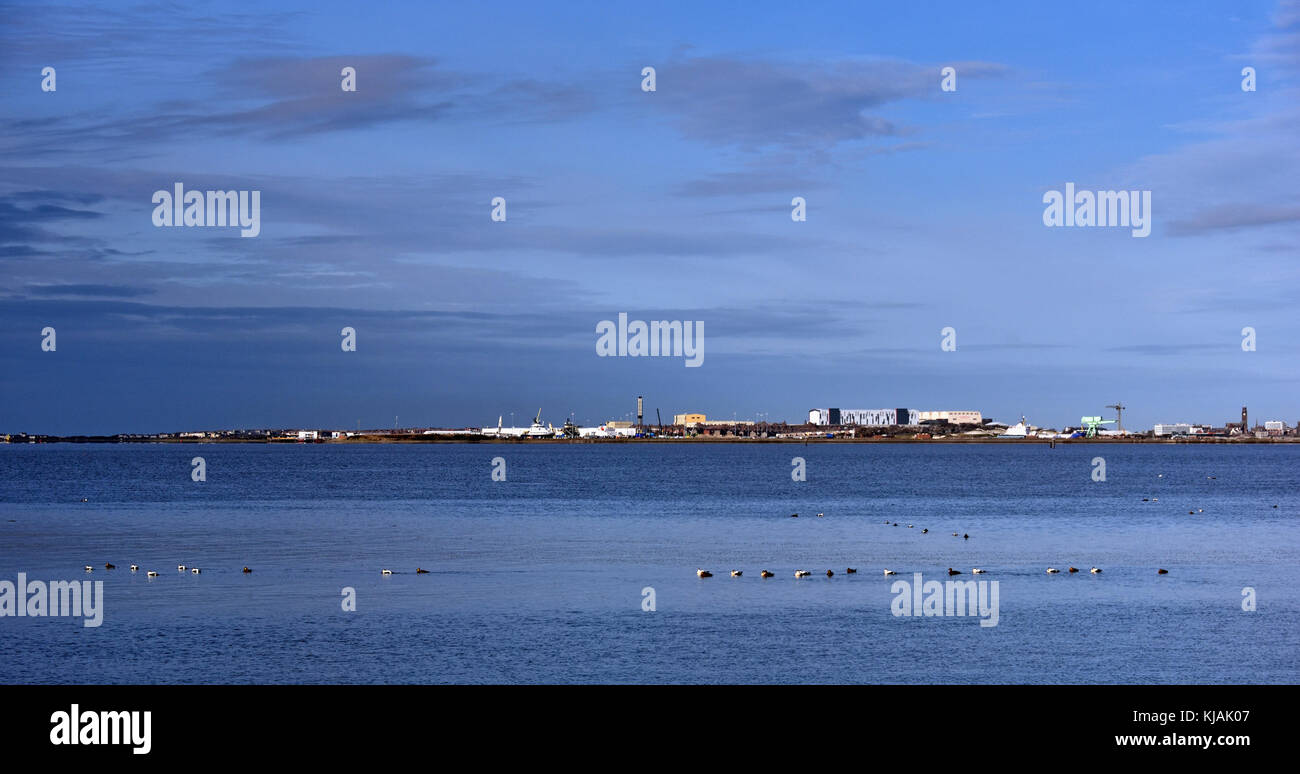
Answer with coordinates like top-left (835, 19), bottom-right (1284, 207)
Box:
top-left (104, 563), bottom-right (115, 570)
top-left (790, 513), bottom-right (798, 518)
top-left (129, 564), bottom-right (139, 572)
top-left (952, 532), bottom-right (959, 537)
top-left (1068, 567), bottom-right (1079, 573)
top-left (921, 528), bottom-right (928, 534)
top-left (146, 571), bottom-right (159, 577)
top-left (80, 498), bottom-right (88, 503)
top-left (883, 569), bottom-right (897, 575)
top-left (1142, 498), bottom-right (1149, 502)
top-left (1157, 568), bottom-right (1168, 574)
top-left (730, 570), bottom-right (743, 577)
top-left (415, 568), bottom-right (430, 574)
top-left (892, 522), bottom-right (899, 526)
top-left (826, 569), bottom-right (834, 577)
top-left (84, 565), bottom-right (92, 572)
top-left (947, 568), bottom-right (961, 576)
top-left (846, 568), bottom-right (857, 574)
top-left (794, 570), bottom-right (811, 578)
top-left (972, 568), bottom-right (986, 574)
top-left (696, 569), bottom-right (712, 578)
top-left (1046, 568), bottom-right (1060, 574)
top-left (963, 534), bottom-right (970, 540)
top-left (1189, 510), bottom-right (1195, 515)
top-left (381, 569), bottom-right (393, 575)
top-left (241, 566), bottom-right (252, 573)
top-left (907, 524), bottom-right (914, 528)
top-left (1090, 567), bottom-right (1102, 574)
top-left (816, 512), bottom-right (824, 518)
top-left (177, 565), bottom-right (186, 572)
top-left (191, 567), bottom-right (200, 574)
top-left (760, 570), bottom-right (774, 578)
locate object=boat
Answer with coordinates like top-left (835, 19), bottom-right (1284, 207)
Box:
top-left (997, 416), bottom-right (1030, 439)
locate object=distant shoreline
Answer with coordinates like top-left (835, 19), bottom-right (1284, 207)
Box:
top-left (4, 435), bottom-right (1296, 445)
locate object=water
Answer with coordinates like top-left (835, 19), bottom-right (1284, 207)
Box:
top-left (1, 442), bottom-right (1296, 683)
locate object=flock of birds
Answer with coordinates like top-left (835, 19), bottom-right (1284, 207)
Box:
top-left (83, 562), bottom-right (442, 577)
top-left (78, 482), bottom-right (1278, 582)
top-left (698, 565), bottom-right (1116, 577)
top-left (693, 504), bottom-right (1206, 579)
top-left (84, 563), bottom-right (254, 577)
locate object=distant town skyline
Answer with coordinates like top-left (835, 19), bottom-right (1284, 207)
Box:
top-left (2, 1), bottom-right (1298, 435)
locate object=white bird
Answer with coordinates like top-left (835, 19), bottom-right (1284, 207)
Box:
top-left (177, 565), bottom-right (186, 571)
top-left (730, 570), bottom-right (742, 577)
top-left (1047, 568), bottom-right (1061, 574)
top-left (84, 565), bottom-right (92, 572)
top-left (794, 570), bottom-right (811, 578)
top-left (191, 568), bottom-right (201, 574)
top-left (883, 569), bottom-right (897, 575)
top-left (146, 571), bottom-right (159, 577)
top-left (972, 568), bottom-right (986, 574)
top-left (382, 569), bottom-right (393, 575)
top-left (816, 512), bottom-right (824, 518)
top-left (1090, 567), bottom-right (1102, 574)
top-left (129, 564), bottom-right (139, 572)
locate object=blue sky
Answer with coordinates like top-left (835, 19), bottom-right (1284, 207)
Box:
top-left (1, 0), bottom-right (1297, 434)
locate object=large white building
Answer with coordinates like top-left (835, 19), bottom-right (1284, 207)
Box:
top-left (808, 408), bottom-right (980, 426)
top-left (1152, 423), bottom-right (1193, 436)
top-left (808, 408), bottom-right (920, 426)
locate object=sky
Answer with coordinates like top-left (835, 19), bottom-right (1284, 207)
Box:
top-left (1, 0), bottom-right (1297, 434)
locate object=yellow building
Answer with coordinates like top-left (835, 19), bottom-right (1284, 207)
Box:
top-left (673, 413), bottom-right (706, 426)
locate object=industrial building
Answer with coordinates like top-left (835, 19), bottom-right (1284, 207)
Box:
top-left (807, 408), bottom-right (980, 427)
top-left (808, 408), bottom-right (921, 426)
top-left (913, 410), bottom-right (983, 425)
top-left (673, 413), bottom-right (706, 426)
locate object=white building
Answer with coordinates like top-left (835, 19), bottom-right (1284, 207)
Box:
top-left (808, 408), bottom-right (918, 426)
top-left (1152, 423), bottom-right (1193, 436)
top-left (1264, 420), bottom-right (1285, 431)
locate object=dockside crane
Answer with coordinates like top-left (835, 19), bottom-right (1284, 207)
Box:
top-left (1106, 402), bottom-right (1127, 434)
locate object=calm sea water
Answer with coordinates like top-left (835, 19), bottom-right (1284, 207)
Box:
top-left (0, 442), bottom-right (1296, 684)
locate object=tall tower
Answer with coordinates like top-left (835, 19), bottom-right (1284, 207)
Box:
top-left (637, 396), bottom-right (644, 428)
top-left (1106, 402), bottom-right (1126, 434)
top-left (1242, 406), bottom-right (1248, 431)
